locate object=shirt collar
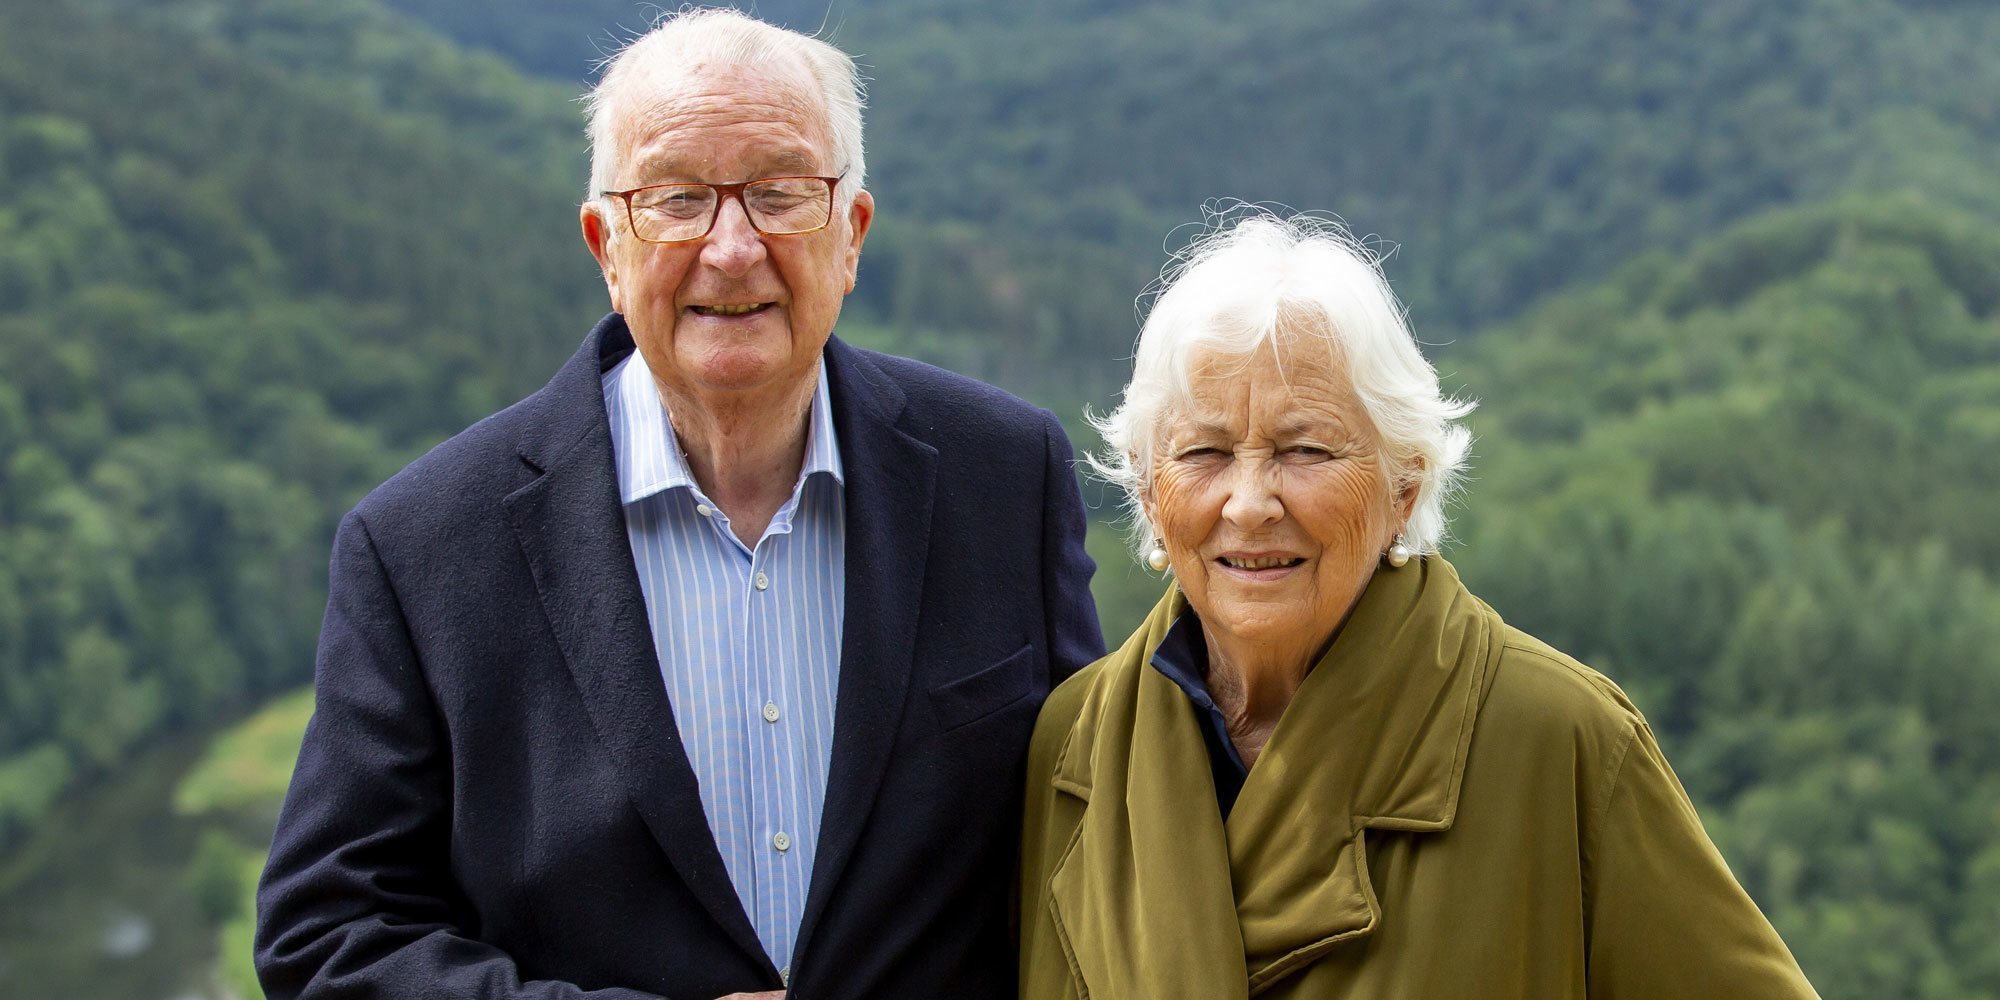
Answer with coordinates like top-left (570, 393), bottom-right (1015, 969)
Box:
top-left (602, 347), bottom-right (845, 506)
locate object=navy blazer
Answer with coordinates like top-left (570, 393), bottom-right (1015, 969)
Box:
top-left (255, 315), bottom-right (1104, 1000)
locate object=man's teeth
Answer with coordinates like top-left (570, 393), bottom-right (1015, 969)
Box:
top-left (1222, 556), bottom-right (1300, 570)
top-left (699, 303), bottom-right (764, 315)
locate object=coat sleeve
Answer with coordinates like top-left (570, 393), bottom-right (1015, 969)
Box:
top-left (1039, 410), bottom-right (1105, 683)
top-left (253, 511), bottom-right (668, 1000)
top-left (1584, 720), bottom-right (1819, 999)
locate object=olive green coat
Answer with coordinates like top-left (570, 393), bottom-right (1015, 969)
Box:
top-left (1018, 557), bottom-right (1817, 999)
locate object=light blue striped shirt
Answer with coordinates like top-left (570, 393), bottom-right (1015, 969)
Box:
top-left (602, 348), bottom-right (844, 975)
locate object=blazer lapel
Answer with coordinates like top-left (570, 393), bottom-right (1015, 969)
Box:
top-left (500, 315), bottom-right (772, 973)
top-left (791, 338), bottom-right (938, 964)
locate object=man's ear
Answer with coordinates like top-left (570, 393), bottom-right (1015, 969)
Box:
top-left (581, 204), bottom-right (623, 313)
top-left (841, 188), bottom-right (875, 295)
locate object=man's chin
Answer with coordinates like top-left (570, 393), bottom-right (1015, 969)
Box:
top-left (680, 337), bottom-right (804, 394)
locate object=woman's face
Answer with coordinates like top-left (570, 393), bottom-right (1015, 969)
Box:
top-left (1146, 339), bottom-right (1406, 655)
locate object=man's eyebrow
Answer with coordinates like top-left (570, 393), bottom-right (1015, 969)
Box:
top-left (764, 149), bottom-right (818, 174)
top-left (628, 148), bottom-right (821, 182)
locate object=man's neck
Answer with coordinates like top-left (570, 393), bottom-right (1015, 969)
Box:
top-left (655, 368), bottom-right (819, 545)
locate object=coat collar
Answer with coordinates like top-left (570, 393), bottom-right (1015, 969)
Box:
top-left (1048, 557), bottom-right (1502, 995)
top-left (500, 317), bottom-right (939, 981)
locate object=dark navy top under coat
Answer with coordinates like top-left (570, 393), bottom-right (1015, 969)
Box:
top-left (1149, 610), bottom-right (1251, 817)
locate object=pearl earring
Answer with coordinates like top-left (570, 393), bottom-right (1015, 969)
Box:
top-left (1386, 535), bottom-right (1412, 568)
top-left (1146, 545), bottom-right (1171, 573)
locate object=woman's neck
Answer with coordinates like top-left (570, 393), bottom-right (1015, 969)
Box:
top-left (1201, 628), bottom-right (1320, 768)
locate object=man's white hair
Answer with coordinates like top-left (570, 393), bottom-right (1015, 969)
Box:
top-left (1088, 211), bottom-right (1477, 562)
top-left (582, 7), bottom-right (867, 219)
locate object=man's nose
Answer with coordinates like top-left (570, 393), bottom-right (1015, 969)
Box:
top-left (1219, 457), bottom-right (1284, 529)
top-left (699, 196), bottom-right (768, 275)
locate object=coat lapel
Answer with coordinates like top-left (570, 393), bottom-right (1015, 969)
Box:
top-left (791, 337), bottom-right (938, 964)
top-left (1047, 588), bottom-right (1251, 1000)
top-left (500, 315), bottom-right (772, 973)
top-left (1048, 559), bottom-right (1503, 997)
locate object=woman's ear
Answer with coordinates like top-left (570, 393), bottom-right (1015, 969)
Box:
top-left (1133, 452), bottom-right (1156, 525)
top-left (1394, 457), bottom-right (1425, 524)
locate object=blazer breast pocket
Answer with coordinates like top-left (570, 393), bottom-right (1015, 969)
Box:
top-left (926, 643), bottom-right (1040, 733)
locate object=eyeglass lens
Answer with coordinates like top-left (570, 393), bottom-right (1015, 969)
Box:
top-left (628, 178), bottom-right (833, 242)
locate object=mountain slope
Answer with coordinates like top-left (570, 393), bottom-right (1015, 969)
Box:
top-left (387, 0), bottom-right (2000, 350)
top-left (0, 0), bottom-right (604, 850)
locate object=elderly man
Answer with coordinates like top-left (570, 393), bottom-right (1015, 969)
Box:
top-left (254, 10), bottom-right (1102, 1000)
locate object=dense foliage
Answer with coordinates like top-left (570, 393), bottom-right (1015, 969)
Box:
top-left (3, 0), bottom-right (1999, 996)
top-left (388, 0), bottom-right (2000, 365)
top-left (0, 0), bottom-right (602, 850)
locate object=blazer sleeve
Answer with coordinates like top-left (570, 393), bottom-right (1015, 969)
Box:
top-left (253, 511), bottom-right (667, 1000)
top-left (1039, 410), bottom-right (1105, 682)
top-left (1584, 720), bottom-right (1820, 999)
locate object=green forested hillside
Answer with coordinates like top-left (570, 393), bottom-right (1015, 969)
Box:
top-left (388, 0), bottom-right (2000, 361)
top-left (0, 0), bottom-right (600, 849)
top-left (3, 0), bottom-right (2000, 996)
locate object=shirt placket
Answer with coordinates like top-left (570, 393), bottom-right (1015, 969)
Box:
top-left (745, 512), bottom-right (801, 969)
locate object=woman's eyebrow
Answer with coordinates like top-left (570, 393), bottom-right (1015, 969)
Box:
top-left (1171, 420), bottom-right (1233, 440)
top-left (1274, 415), bottom-right (1343, 437)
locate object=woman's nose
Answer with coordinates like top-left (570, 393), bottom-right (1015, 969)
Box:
top-left (1219, 458), bottom-right (1283, 529)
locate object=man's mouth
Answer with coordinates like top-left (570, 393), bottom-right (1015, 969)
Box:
top-left (690, 302), bottom-right (775, 317)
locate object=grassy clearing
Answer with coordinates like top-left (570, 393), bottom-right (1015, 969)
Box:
top-left (173, 687), bottom-right (313, 818)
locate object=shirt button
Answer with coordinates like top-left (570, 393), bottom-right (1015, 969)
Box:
top-left (762, 702), bottom-right (781, 723)
top-left (772, 831), bottom-right (792, 852)
top-left (754, 572), bottom-right (769, 591)
top-left (780, 966), bottom-right (790, 985)
top-left (695, 503), bottom-right (714, 517)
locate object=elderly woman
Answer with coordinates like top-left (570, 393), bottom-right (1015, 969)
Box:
top-left (1018, 214), bottom-right (1818, 999)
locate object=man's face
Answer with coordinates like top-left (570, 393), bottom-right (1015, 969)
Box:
top-left (585, 64), bottom-right (873, 397)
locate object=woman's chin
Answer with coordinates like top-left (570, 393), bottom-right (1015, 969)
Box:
top-left (1197, 602), bottom-right (1311, 646)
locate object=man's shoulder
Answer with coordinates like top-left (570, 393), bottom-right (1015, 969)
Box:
top-left (347, 376), bottom-right (571, 539)
top-left (834, 340), bottom-right (1055, 442)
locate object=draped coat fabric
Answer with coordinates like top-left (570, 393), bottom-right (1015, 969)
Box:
top-left (1018, 557), bottom-right (1818, 999)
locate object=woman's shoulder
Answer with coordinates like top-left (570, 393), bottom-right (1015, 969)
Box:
top-left (1474, 625), bottom-right (1651, 764)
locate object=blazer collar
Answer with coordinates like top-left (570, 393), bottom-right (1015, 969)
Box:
top-left (501, 315), bottom-right (775, 975)
top-left (1049, 557), bottom-right (1502, 995)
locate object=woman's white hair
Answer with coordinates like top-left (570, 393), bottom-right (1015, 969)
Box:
top-left (1088, 210), bottom-right (1476, 562)
top-left (582, 7), bottom-right (867, 218)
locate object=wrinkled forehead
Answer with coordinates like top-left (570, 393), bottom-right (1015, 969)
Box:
top-left (1156, 334), bottom-right (1369, 439)
top-left (611, 61), bottom-right (833, 179)
top-left (1181, 332), bottom-right (1348, 405)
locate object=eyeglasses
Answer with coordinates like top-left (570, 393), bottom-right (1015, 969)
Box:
top-left (600, 175), bottom-right (843, 244)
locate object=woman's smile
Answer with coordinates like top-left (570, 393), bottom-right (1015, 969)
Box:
top-left (1213, 551), bottom-right (1309, 580)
